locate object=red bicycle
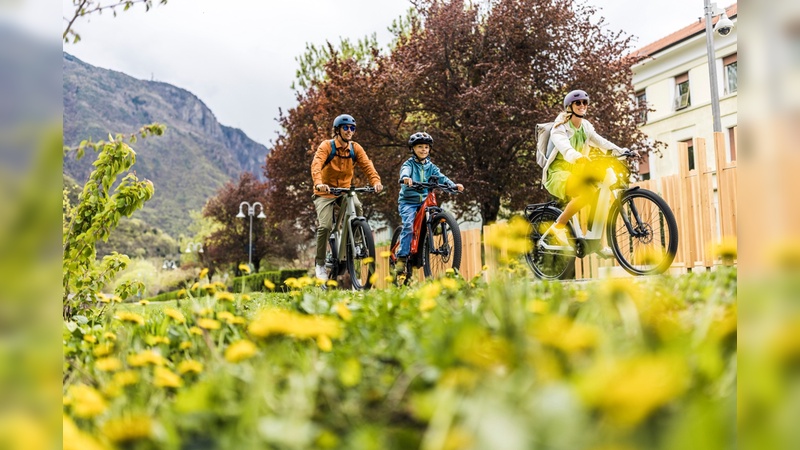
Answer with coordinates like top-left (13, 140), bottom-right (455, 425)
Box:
top-left (389, 180), bottom-right (462, 281)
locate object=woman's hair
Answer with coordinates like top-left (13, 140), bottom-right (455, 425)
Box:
top-left (554, 110), bottom-right (572, 129)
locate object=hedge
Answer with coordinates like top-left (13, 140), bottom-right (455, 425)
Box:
top-left (231, 268), bottom-right (309, 293)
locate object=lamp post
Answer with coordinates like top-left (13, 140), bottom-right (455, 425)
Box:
top-left (236, 201), bottom-right (266, 270)
top-left (704, 1), bottom-right (734, 133)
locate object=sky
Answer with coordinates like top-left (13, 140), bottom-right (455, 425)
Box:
top-left (55, 0), bottom-right (731, 147)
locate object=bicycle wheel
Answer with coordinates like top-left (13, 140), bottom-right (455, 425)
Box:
top-left (607, 189), bottom-right (678, 275)
top-left (347, 219), bottom-right (376, 290)
top-left (389, 226), bottom-right (402, 271)
top-left (525, 208), bottom-right (576, 280)
top-left (422, 211), bottom-right (461, 278)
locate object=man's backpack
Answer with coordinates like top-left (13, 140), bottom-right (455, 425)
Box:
top-left (535, 122), bottom-right (556, 168)
top-left (323, 139), bottom-right (355, 167)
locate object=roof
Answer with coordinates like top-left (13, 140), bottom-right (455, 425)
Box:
top-left (632, 3), bottom-right (737, 59)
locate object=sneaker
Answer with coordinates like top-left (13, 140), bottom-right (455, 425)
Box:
top-left (393, 257), bottom-right (407, 276)
top-left (598, 246), bottom-right (615, 259)
top-left (539, 223), bottom-right (573, 249)
top-left (315, 265), bottom-right (328, 282)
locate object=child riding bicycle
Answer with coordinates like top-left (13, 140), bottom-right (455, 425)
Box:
top-left (395, 132), bottom-right (464, 276)
top-left (311, 114), bottom-right (383, 281)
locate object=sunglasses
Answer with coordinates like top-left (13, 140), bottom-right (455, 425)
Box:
top-left (340, 125), bottom-right (356, 132)
top-left (572, 100), bottom-right (589, 106)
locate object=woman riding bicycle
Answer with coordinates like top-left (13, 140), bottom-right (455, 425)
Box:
top-left (394, 132), bottom-right (464, 276)
top-left (539, 90), bottom-right (636, 255)
top-left (311, 114), bottom-right (383, 281)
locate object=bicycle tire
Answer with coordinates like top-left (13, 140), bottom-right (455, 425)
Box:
top-left (347, 219), bottom-right (376, 290)
top-left (525, 208), bottom-right (576, 280)
top-left (422, 211), bottom-right (461, 278)
top-left (607, 188), bottom-right (678, 275)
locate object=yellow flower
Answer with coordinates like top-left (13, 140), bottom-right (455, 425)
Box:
top-left (197, 318), bottom-right (221, 330)
top-left (372, 274), bottom-right (382, 285)
top-left (482, 265), bottom-right (489, 271)
top-left (112, 371), bottom-right (139, 386)
top-left (189, 327), bottom-right (203, 336)
top-left (216, 291), bottom-right (235, 303)
top-left (335, 302), bottom-right (352, 322)
top-left (238, 264), bottom-right (251, 274)
top-left (263, 279), bottom-right (276, 290)
top-left (577, 356), bottom-right (688, 427)
top-left (297, 276), bottom-right (315, 288)
top-left (102, 415), bottom-right (153, 444)
top-left (420, 297), bottom-right (437, 312)
top-left (95, 357), bottom-right (122, 372)
top-left (528, 300), bottom-right (549, 314)
top-left (484, 217), bottom-right (533, 257)
top-left (380, 250), bottom-right (392, 258)
top-left (112, 296), bottom-right (122, 303)
top-left (164, 308), bottom-right (186, 324)
top-left (248, 308), bottom-right (342, 339)
top-left (217, 311), bottom-right (235, 322)
top-left (576, 291), bottom-right (589, 303)
top-left (63, 415), bottom-right (106, 450)
top-left (97, 295), bottom-right (111, 304)
top-left (177, 289), bottom-right (187, 299)
top-left (92, 343), bottom-right (114, 357)
top-left (531, 316), bottom-right (599, 354)
top-left (241, 294), bottom-right (252, 301)
top-left (67, 384), bottom-right (107, 418)
top-left (83, 334), bottom-right (97, 343)
top-left (179, 341), bottom-right (193, 350)
top-left (361, 257), bottom-right (374, 265)
top-left (284, 277), bottom-right (299, 289)
top-left (225, 340), bottom-right (257, 363)
top-left (138, 300), bottom-right (150, 306)
top-left (145, 335), bottom-right (170, 346)
top-left (197, 307), bottom-right (214, 316)
top-left (115, 311), bottom-right (145, 326)
top-left (453, 326), bottom-right (511, 370)
top-left (445, 268), bottom-right (455, 275)
top-left (190, 282), bottom-right (200, 291)
top-left (127, 350), bottom-right (166, 367)
top-left (338, 358), bottom-right (362, 387)
top-left (103, 332), bottom-right (117, 341)
top-left (326, 279), bottom-right (339, 288)
top-left (199, 268), bottom-right (209, 279)
top-left (418, 282), bottom-right (442, 302)
top-left (440, 277), bottom-right (458, 291)
top-left (317, 334), bottom-right (333, 352)
top-left (713, 236), bottom-right (737, 262)
top-left (202, 283), bottom-right (216, 295)
top-left (154, 367), bottom-right (183, 388)
top-left (177, 359), bottom-right (203, 375)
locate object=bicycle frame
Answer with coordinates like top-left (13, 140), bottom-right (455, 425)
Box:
top-left (409, 190), bottom-right (442, 256)
top-left (330, 190), bottom-right (367, 266)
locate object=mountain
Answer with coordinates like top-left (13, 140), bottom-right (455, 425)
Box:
top-left (63, 53), bottom-right (269, 237)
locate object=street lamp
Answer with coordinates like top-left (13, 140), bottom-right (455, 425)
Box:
top-left (236, 201), bottom-right (266, 270)
top-left (704, 1), bottom-right (734, 133)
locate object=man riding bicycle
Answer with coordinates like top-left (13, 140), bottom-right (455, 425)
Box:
top-left (311, 114), bottom-right (383, 281)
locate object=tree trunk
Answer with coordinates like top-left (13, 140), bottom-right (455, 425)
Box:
top-left (480, 197), bottom-right (500, 226)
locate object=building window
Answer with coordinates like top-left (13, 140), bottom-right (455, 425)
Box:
top-left (728, 126), bottom-right (737, 161)
top-left (681, 138), bottom-right (695, 171)
top-left (674, 72), bottom-right (690, 110)
top-left (638, 152), bottom-right (651, 181)
top-left (635, 90), bottom-right (647, 124)
top-left (724, 53), bottom-right (737, 94)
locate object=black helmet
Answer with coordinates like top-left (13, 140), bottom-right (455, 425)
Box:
top-left (333, 114), bottom-right (356, 129)
top-left (408, 132), bottom-right (433, 148)
top-left (563, 90), bottom-right (590, 109)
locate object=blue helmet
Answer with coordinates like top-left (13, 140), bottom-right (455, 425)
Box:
top-left (563, 90), bottom-right (589, 109)
top-left (333, 114), bottom-right (356, 129)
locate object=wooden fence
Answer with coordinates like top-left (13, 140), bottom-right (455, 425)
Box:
top-left (356, 132), bottom-right (737, 284)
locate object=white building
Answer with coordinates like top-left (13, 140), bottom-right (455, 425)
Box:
top-left (631, 3), bottom-right (737, 181)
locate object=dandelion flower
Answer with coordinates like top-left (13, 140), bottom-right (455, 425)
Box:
top-left (202, 284), bottom-right (216, 295)
top-left (216, 292), bottom-right (235, 303)
top-left (317, 334), bottom-right (333, 352)
top-left (177, 289), bottom-right (187, 299)
top-left (445, 268), bottom-right (455, 275)
top-left (482, 265), bottom-right (489, 272)
top-left (145, 335), bottom-right (170, 346)
top-left (361, 257), bottom-right (374, 265)
top-left (115, 312), bottom-right (145, 326)
top-left (154, 367), bottom-right (182, 388)
top-left (248, 308), bottom-right (341, 339)
top-left (64, 415), bottom-right (106, 450)
top-left (177, 359), bottom-right (203, 375)
top-left (127, 350), bottom-right (166, 367)
top-left (238, 264), bottom-right (251, 274)
top-left (103, 332), bottom-right (117, 341)
top-left (197, 318), bottom-right (221, 330)
top-left (440, 277), bottom-right (458, 291)
top-left (528, 300), bottom-right (549, 314)
top-left (83, 335), bottom-right (97, 343)
top-left (112, 371), bottom-right (139, 386)
top-left (164, 308), bottom-right (186, 324)
top-left (225, 340), bottom-right (257, 363)
top-left (217, 311), bottom-right (234, 322)
top-left (92, 343), bottom-right (114, 358)
top-left (420, 298), bottom-right (437, 312)
top-left (199, 268), bottom-right (209, 279)
top-left (263, 279), bottom-right (276, 291)
top-left (384, 275), bottom-right (394, 283)
top-left (241, 294), bottom-right (252, 301)
top-left (335, 302), bottom-right (352, 322)
top-left (370, 273), bottom-right (380, 285)
top-left (94, 357), bottom-right (122, 372)
top-left (138, 300), bottom-right (150, 306)
top-left (189, 326), bottom-right (203, 336)
top-left (102, 415), bottom-right (153, 444)
top-left (67, 385), bottom-right (107, 418)
top-left (179, 341), bottom-right (192, 350)
top-left (326, 280), bottom-right (339, 288)
top-left (380, 251), bottom-right (392, 258)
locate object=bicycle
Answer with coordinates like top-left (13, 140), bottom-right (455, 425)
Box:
top-left (525, 151), bottom-right (679, 279)
top-left (323, 186), bottom-right (377, 290)
top-left (389, 180), bottom-right (462, 282)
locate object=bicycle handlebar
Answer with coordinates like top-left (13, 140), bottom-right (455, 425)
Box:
top-left (403, 181), bottom-right (462, 194)
top-left (328, 186), bottom-right (377, 196)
